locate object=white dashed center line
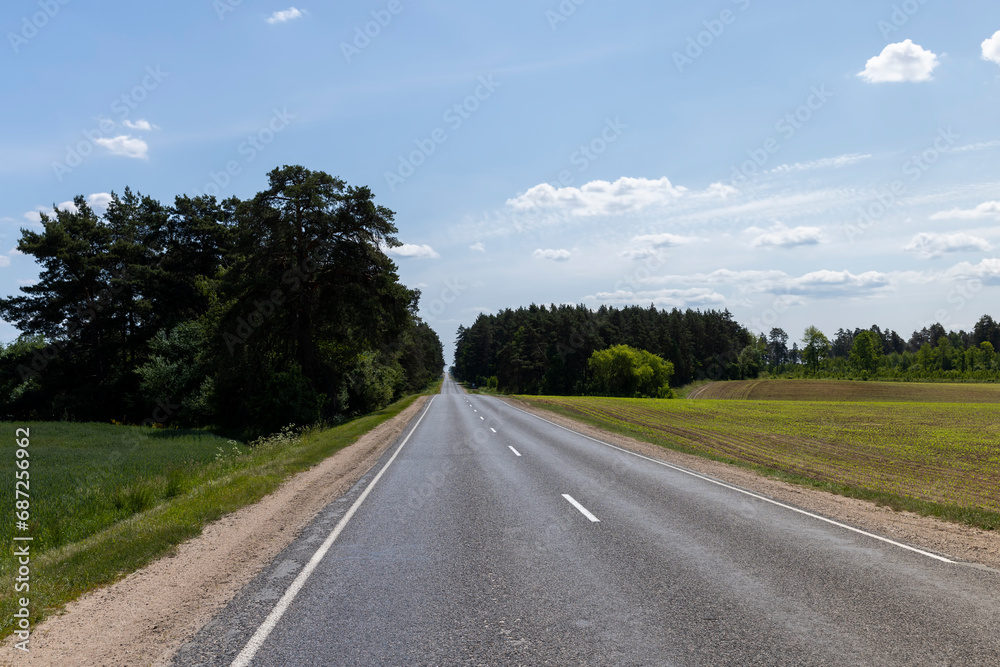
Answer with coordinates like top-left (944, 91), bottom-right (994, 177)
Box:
top-left (562, 494), bottom-right (600, 523)
top-left (490, 428), bottom-right (496, 433)
top-left (508, 446), bottom-right (521, 457)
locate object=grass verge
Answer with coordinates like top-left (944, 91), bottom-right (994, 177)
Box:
top-left (514, 395), bottom-right (1000, 532)
top-left (1, 383), bottom-right (437, 641)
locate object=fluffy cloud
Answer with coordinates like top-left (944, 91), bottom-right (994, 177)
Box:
top-left (506, 176), bottom-right (734, 218)
top-left (769, 153), bottom-right (872, 174)
top-left (750, 223), bottom-right (823, 248)
top-left (858, 40), bottom-right (939, 83)
top-left (267, 7), bottom-right (303, 24)
top-left (983, 30), bottom-right (1000, 65)
top-left (0, 254), bottom-right (9, 268)
top-left (781, 270), bottom-right (890, 297)
top-left (23, 193), bottom-right (114, 224)
top-left (386, 243), bottom-right (440, 259)
top-left (946, 258), bottom-right (1000, 284)
top-left (929, 201), bottom-right (1000, 220)
top-left (469, 242), bottom-right (485, 253)
top-left (95, 135), bottom-right (149, 159)
top-left (533, 248), bottom-right (571, 261)
top-left (87, 193), bottom-right (113, 213)
top-left (904, 232), bottom-right (992, 259)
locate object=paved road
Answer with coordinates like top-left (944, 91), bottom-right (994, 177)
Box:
top-left (176, 375), bottom-right (1000, 665)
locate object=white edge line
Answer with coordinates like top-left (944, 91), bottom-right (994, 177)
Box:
top-left (501, 400), bottom-right (953, 564)
top-left (230, 396), bottom-right (437, 667)
top-left (562, 493), bottom-right (600, 522)
top-left (508, 445), bottom-right (521, 457)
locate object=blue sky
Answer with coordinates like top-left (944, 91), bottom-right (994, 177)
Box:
top-left (3, 1), bottom-right (1000, 363)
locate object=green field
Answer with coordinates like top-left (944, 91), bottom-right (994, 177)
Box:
top-left (686, 379), bottom-right (1000, 402)
top-left (1, 383), bottom-right (437, 640)
top-left (518, 394), bottom-right (1000, 530)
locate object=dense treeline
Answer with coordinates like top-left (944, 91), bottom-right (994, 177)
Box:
top-left (452, 304), bottom-right (751, 394)
top-left (762, 317), bottom-right (1000, 381)
top-left (0, 166), bottom-right (443, 437)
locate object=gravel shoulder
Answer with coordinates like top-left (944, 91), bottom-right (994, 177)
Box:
top-left (504, 396), bottom-right (1000, 572)
top-left (2, 396), bottom-right (428, 667)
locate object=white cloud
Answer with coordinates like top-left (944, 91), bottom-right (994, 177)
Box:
top-left (267, 7), bottom-right (303, 24)
top-left (858, 40), bottom-right (939, 83)
top-left (621, 232), bottom-right (699, 260)
top-left (95, 135), bottom-right (149, 159)
top-left (953, 140), bottom-right (1000, 153)
top-left (750, 223), bottom-right (823, 248)
top-left (88, 193), bottom-right (113, 213)
top-left (929, 201), bottom-right (1000, 220)
top-left (983, 30), bottom-right (1000, 65)
top-left (782, 270), bottom-right (890, 297)
top-left (904, 232), bottom-right (992, 259)
top-left (22, 193), bottom-right (113, 224)
top-left (769, 153), bottom-right (872, 174)
top-left (0, 254), bottom-right (9, 268)
top-left (506, 176), bottom-right (729, 218)
top-left (631, 233), bottom-right (697, 248)
top-left (469, 242), bottom-right (486, 253)
top-left (122, 119), bottom-right (157, 131)
top-left (586, 287), bottom-right (727, 309)
top-left (386, 243), bottom-right (440, 259)
top-left (533, 248), bottom-right (571, 261)
top-left (947, 258), bottom-right (1000, 284)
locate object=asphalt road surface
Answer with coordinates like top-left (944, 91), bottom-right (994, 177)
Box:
top-left (175, 375), bottom-right (1000, 666)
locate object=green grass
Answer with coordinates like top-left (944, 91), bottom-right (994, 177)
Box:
top-left (516, 395), bottom-right (1000, 531)
top-left (1, 382), bottom-right (438, 640)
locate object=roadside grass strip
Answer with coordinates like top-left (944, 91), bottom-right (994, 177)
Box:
top-left (0, 383), bottom-right (439, 642)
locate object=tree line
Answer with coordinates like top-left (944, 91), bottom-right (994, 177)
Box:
top-left (0, 166), bottom-right (443, 437)
top-left (452, 304), bottom-right (751, 394)
top-left (761, 317), bottom-right (1000, 381)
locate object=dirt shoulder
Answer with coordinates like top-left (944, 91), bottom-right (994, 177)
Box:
top-left (3, 396), bottom-right (428, 667)
top-left (504, 397), bottom-right (1000, 572)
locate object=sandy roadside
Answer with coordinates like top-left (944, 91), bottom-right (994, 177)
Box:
top-left (503, 397), bottom-right (1000, 572)
top-left (2, 396), bottom-right (428, 667)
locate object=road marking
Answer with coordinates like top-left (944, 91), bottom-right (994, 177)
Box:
top-left (490, 428), bottom-right (497, 433)
top-left (563, 494), bottom-right (600, 522)
top-left (480, 416), bottom-right (484, 420)
top-left (230, 396), bottom-right (437, 667)
top-left (501, 401), bottom-right (954, 564)
top-left (508, 445), bottom-right (521, 457)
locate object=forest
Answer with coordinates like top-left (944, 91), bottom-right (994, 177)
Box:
top-left (451, 305), bottom-right (1000, 394)
top-left (0, 166), bottom-right (444, 437)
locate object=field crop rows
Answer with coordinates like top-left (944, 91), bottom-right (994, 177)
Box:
top-left (520, 396), bottom-right (1000, 526)
top-left (689, 379), bottom-right (1000, 403)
